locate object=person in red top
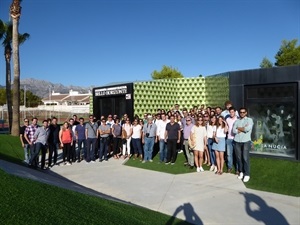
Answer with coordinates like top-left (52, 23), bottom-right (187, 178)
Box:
top-left (59, 121), bottom-right (73, 165)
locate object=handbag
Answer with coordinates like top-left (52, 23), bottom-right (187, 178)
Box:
top-left (188, 133), bottom-right (196, 150)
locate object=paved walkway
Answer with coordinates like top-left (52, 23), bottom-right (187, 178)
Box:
top-left (1, 158), bottom-right (299, 225)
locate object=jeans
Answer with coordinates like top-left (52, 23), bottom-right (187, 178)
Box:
top-left (29, 143), bottom-right (38, 167)
top-left (235, 141), bottom-right (251, 176)
top-left (34, 142), bottom-right (47, 169)
top-left (99, 137), bottom-right (109, 160)
top-left (144, 137), bottom-right (155, 161)
top-left (132, 138), bottom-right (143, 155)
top-left (184, 140), bottom-right (194, 166)
top-left (77, 139), bottom-right (86, 160)
top-left (48, 142), bottom-right (59, 166)
top-left (23, 143), bottom-right (30, 164)
top-left (207, 138), bottom-right (215, 165)
top-left (167, 139), bottom-right (178, 163)
top-left (226, 138), bottom-right (234, 169)
top-left (159, 139), bottom-right (168, 162)
top-left (86, 138), bottom-right (97, 162)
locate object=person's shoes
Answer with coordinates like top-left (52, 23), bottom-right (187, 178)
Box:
top-left (104, 159), bottom-right (108, 162)
top-left (199, 167), bottom-right (204, 172)
top-left (149, 160), bottom-right (153, 162)
top-left (183, 161), bottom-right (188, 166)
top-left (178, 150), bottom-right (183, 153)
top-left (243, 176), bottom-right (250, 182)
top-left (189, 165), bottom-right (194, 169)
top-left (214, 166), bottom-right (218, 173)
top-left (171, 163), bottom-right (175, 165)
top-left (90, 160), bottom-right (95, 163)
top-left (237, 172), bottom-right (244, 180)
top-left (99, 159), bottom-right (103, 162)
top-left (77, 160), bottom-right (81, 163)
top-left (66, 162), bottom-right (71, 166)
top-left (142, 160), bottom-right (146, 163)
top-left (227, 168), bottom-right (232, 173)
top-left (165, 161), bottom-right (170, 165)
top-left (209, 165), bottom-right (215, 171)
top-left (196, 167), bottom-right (200, 172)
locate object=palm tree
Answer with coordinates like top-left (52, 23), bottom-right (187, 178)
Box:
top-left (0, 19), bottom-right (29, 133)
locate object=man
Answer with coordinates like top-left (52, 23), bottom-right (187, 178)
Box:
top-left (165, 115), bottom-right (181, 165)
top-left (183, 116), bottom-right (194, 169)
top-left (215, 107), bottom-right (222, 118)
top-left (85, 115), bottom-right (98, 163)
top-left (106, 114), bottom-right (114, 155)
top-left (48, 117), bottom-right (60, 167)
top-left (181, 109), bottom-right (195, 129)
top-left (73, 114), bottom-right (80, 125)
top-left (24, 117), bottom-right (39, 168)
top-left (75, 117), bottom-right (86, 162)
top-left (142, 116), bottom-right (157, 163)
top-left (221, 100), bottom-right (239, 120)
top-left (156, 113), bottom-right (169, 163)
top-left (233, 107), bottom-right (254, 183)
top-left (98, 118), bottom-right (111, 162)
top-left (20, 118), bottom-right (30, 164)
top-left (32, 120), bottom-right (50, 170)
top-left (226, 107), bottom-right (238, 173)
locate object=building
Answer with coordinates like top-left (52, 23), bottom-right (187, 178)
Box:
top-left (42, 90), bottom-right (91, 106)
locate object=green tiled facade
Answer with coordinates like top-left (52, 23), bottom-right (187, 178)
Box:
top-left (133, 75), bottom-right (229, 117)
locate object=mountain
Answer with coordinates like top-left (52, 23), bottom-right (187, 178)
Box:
top-left (20, 78), bottom-right (92, 98)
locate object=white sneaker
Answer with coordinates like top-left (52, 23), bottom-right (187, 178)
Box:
top-left (196, 167), bottom-right (200, 172)
top-left (243, 176), bottom-right (250, 182)
top-left (237, 172), bottom-right (244, 180)
top-left (66, 162), bottom-right (71, 166)
top-left (199, 167), bottom-right (204, 172)
top-left (209, 165), bottom-right (215, 171)
top-left (214, 166), bottom-right (218, 173)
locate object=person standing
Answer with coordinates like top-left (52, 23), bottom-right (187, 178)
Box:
top-left (122, 118), bottom-right (133, 158)
top-left (20, 118), bottom-right (30, 164)
top-left (233, 107), bottom-right (254, 183)
top-left (156, 113), bottom-right (169, 163)
top-left (190, 117), bottom-right (207, 172)
top-left (165, 115), bottom-right (181, 165)
top-left (182, 116), bottom-right (194, 169)
top-left (226, 107), bottom-right (238, 173)
top-left (212, 116), bottom-right (228, 175)
top-left (85, 115), bottom-right (98, 163)
top-left (25, 117), bottom-right (39, 168)
top-left (48, 117), bottom-right (60, 167)
top-left (112, 118), bottom-right (122, 159)
top-left (142, 116), bottom-right (157, 163)
top-left (131, 119), bottom-right (143, 160)
top-left (98, 118), bottom-right (111, 162)
top-left (75, 117), bottom-right (86, 162)
top-left (32, 120), bottom-right (50, 170)
top-left (59, 121), bottom-right (73, 165)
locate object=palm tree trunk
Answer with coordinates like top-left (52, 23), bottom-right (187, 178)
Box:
top-left (10, 0), bottom-right (21, 136)
top-left (5, 45), bottom-right (13, 132)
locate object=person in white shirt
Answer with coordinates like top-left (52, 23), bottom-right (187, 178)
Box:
top-left (156, 113), bottom-right (169, 162)
top-left (226, 107), bottom-right (238, 173)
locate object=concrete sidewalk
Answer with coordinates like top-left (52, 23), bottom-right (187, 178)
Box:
top-left (1, 159), bottom-right (299, 225)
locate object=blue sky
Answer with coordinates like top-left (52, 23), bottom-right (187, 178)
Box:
top-left (0, 0), bottom-right (299, 88)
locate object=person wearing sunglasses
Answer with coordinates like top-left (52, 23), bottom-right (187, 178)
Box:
top-left (233, 107), bottom-right (253, 183)
top-left (20, 118), bottom-right (30, 164)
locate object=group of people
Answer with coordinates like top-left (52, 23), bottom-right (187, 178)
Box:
top-left (20, 101), bottom-right (253, 183)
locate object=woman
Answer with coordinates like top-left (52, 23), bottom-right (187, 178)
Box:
top-left (190, 117), bottom-right (207, 172)
top-left (207, 116), bottom-right (217, 172)
top-left (59, 121), bottom-right (73, 165)
top-left (122, 118), bottom-right (133, 158)
top-left (212, 116), bottom-right (228, 175)
top-left (131, 119), bottom-right (143, 160)
top-left (112, 118), bottom-right (122, 159)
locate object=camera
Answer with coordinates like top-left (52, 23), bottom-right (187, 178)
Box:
top-left (146, 133), bottom-right (150, 137)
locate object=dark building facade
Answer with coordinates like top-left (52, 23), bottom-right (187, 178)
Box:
top-left (229, 65), bottom-right (300, 160)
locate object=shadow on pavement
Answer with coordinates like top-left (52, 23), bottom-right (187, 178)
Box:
top-left (166, 202), bottom-right (203, 225)
top-left (240, 192), bottom-right (289, 225)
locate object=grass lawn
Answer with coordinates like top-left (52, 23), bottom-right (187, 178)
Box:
top-left (0, 169), bottom-right (188, 225)
top-left (0, 134), bottom-right (24, 164)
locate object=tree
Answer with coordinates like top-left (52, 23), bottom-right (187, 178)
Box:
top-left (151, 65), bottom-right (184, 79)
top-left (260, 57), bottom-right (273, 68)
top-left (0, 19), bottom-right (29, 132)
top-left (275, 39), bottom-right (300, 66)
top-left (10, 0), bottom-right (22, 136)
top-left (0, 88), bottom-right (42, 107)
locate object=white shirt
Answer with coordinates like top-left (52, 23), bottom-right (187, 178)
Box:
top-left (132, 124), bottom-right (142, 139)
top-left (213, 126), bottom-right (226, 138)
top-left (156, 119), bottom-right (170, 139)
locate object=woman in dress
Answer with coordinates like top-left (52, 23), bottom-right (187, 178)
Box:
top-left (59, 121), bottom-right (73, 165)
top-left (212, 116), bottom-right (228, 174)
top-left (190, 116), bottom-right (207, 172)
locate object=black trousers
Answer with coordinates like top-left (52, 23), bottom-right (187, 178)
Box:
top-left (167, 139), bottom-right (178, 163)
